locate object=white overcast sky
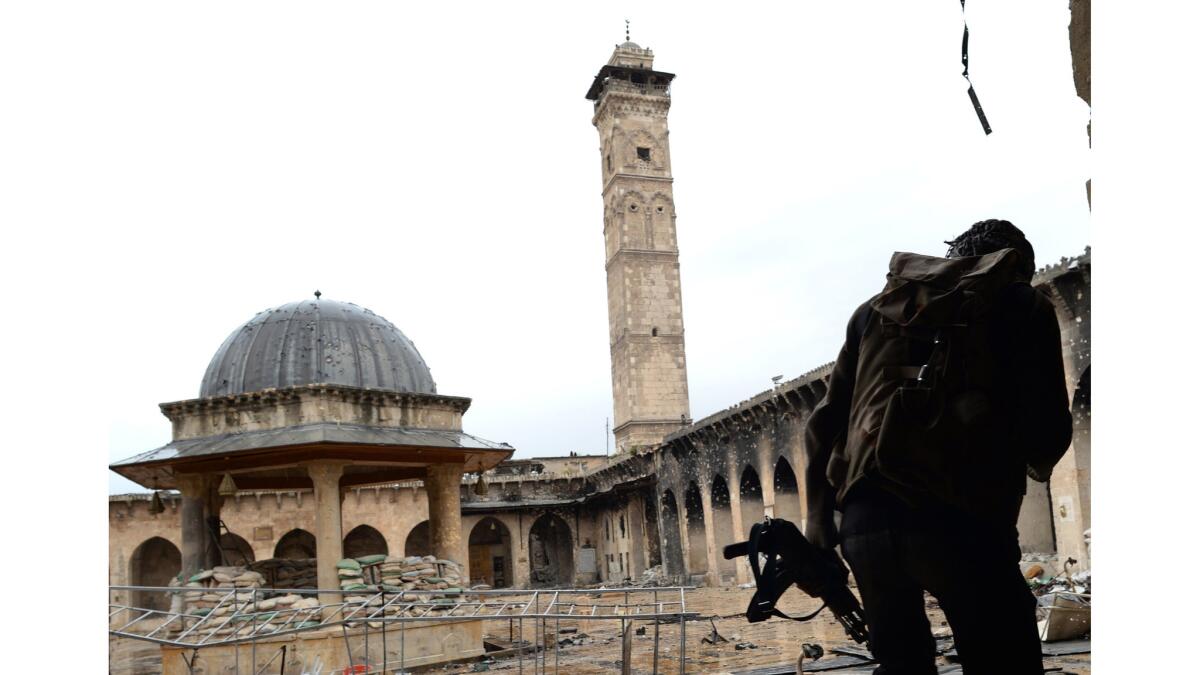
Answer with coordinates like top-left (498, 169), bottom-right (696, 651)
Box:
top-left (33, 1), bottom-right (1088, 494)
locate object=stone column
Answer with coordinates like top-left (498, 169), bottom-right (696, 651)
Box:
top-left (176, 474), bottom-right (211, 577)
top-left (758, 454), bottom-right (777, 519)
top-left (790, 443), bottom-right (809, 528)
top-left (725, 466), bottom-right (751, 585)
top-left (307, 462), bottom-right (345, 608)
top-left (426, 463), bottom-right (465, 564)
top-left (698, 481), bottom-right (722, 587)
top-left (204, 479), bottom-right (225, 569)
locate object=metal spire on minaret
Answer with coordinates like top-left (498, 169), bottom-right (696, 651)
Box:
top-left (625, 19), bottom-right (630, 42)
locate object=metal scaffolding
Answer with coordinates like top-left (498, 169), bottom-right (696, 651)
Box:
top-left (110, 585), bottom-right (699, 674)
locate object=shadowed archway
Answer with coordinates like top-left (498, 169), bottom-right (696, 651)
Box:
top-left (739, 466), bottom-right (765, 537)
top-left (773, 456), bottom-right (803, 525)
top-left (528, 513), bottom-right (573, 587)
top-left (274, 529), bottom-right (316, 560)
top-left (219, 532), bottom-right (254, 566)
top-left (405, 521), bottom-right (431, 558)
top-left (468, 517), bottom-right (513, 588)
top-left (130, 537), bottom-right (181, 611)
top-left (343, 524), bottom-right (388, 559)
top-left (710, 475), bottom-right (737, 581)
top-left (683, 482), bottom-right (708, 576)
top-left (659, 489), bottom-right (686, 579)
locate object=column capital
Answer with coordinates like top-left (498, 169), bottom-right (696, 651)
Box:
top-left (305, 461), bottom-right (345, 487)
top-left (175, 473), bottom-right (212, 498)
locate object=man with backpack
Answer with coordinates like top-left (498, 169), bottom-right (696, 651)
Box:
top-left (803, 220), bottom-right (1073, 674)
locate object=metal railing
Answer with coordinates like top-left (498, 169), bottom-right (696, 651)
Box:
top-left (111, 585), bottom-right (698, 674)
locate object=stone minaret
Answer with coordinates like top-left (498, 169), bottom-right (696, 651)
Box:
top-left (586, 39), bottom-right (691, 452)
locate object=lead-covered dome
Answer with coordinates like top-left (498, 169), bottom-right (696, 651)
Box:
top-left (200, 297), bottom-right (436, 398)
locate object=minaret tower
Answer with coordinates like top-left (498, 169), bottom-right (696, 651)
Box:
top-left (586, 34), bottom-right (691, 452)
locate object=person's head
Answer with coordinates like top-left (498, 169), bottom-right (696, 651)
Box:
top-left (945, 219), bottom-right (1036, 282)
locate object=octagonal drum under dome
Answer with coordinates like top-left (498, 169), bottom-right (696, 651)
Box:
top-left (200, 298), bottom-right (436, 398)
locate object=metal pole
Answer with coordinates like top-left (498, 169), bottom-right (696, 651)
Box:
top-left (381, 591), bottom-right (388, 674)
top-left (621, 618), bottom-right (632, 675)
top-left (652, 590), bottom-right (660, 675)
top-left (363, 611), bottom-right (370, 672)
top-left (678, 588), bottom-right (687, 675)
top-left (250, 589), bottom-right (257, 673)
top-left (342, 624), bottom-right (354, 670)
top-left (518, 616), bottom-right (524, 675)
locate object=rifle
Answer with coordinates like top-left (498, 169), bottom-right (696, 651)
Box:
top-left (723, 517), bottom-right (869, 645)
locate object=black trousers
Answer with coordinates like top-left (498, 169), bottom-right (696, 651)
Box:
top-left (839, 487), bottom-right (1044, 675)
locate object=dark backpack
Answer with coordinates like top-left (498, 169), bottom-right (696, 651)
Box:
top-left (846, 249), bottom-right (1025, 512)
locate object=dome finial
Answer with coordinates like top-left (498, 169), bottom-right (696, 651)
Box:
top-left (625, 18), bottom-right (630, 42)
top-left (314, 290), bottom-right (322, 300)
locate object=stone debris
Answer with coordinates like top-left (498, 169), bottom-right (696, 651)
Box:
top-left (639, 564), bottom-right (666, 586)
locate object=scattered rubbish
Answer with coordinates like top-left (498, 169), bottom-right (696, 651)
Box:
top-left (701, 618), bottom-right (729, 644)
top-left (635, 626), bottom-right (647, 636)
top-left (831, 645), bottom-right (872, 661)
top-left (557, 631), bottom-right (590, 647)
top-left (558, 627), bottom-right (578, 635)
top-left (738, 581), bottom-right (757, 589)
top-left (1024, 564), bottom-right (1045, 579)
top-left (1041, 639), bottom-right (1091, 657)
top-left (470, 663), bottom-right (491, 672)
top-left (735, 641), bottom-right (759, 650)
top-left (797, 643), bottom-right (824, 675)
top-left (1038, 592), bottom-right (1091, 642)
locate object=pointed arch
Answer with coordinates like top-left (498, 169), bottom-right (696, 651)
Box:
top-left (274, 529), bottom-right (316, 560)
top-left (773, 456), bottom-right (804, 525)
top-left (682, 482), bottom-right (708, 576)
top-left (710, 475), bottom-right (737, 580)
top-left (659, 488), bottom-right (686, 578)
top-left (219, 532), bottom-right (254, 566)
top-left (529, 513), bottom-right (573, 587)
top-left (343, 524), bottom-right (388, 559)
top-left (739, 466), bottom-right (765, 537)
top-left (130, 537), bottom-right (181, 612)
top-left (469, 517), bottom-right (513, 588)
top-left (405, 521), bottom-right (431, 558)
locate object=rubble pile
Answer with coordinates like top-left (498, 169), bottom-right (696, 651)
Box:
top-left (1026, 559), bottom-right (1091, 642)
top-left (638, 564), bottom-right (668, 587)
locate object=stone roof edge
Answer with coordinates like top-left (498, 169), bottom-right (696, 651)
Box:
top-left (159, 384), bottom-right (472, 416)
top-left (1034, 246), bottom-right (1090, 286)
top-left (662, 362), bottom-right (835, 445)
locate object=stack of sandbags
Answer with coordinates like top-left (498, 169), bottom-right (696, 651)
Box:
top-left (355, 554), bottom-right (388, 584)
top-left (339, 556), bottom-right (468, 623)
top-left (182, 566), bottom-right (266, 618)
top-left (203, 594), bottom-right (326, 638)
top-left (369, 555), bottom-right (465, 595)
top-left (250, 558), bottom-right (318, 590)
top-left (337, 558), bottom-right (369, 593)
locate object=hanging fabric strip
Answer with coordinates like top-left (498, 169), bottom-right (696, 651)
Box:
top-left (960, 0), bottom-right (993, 134)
